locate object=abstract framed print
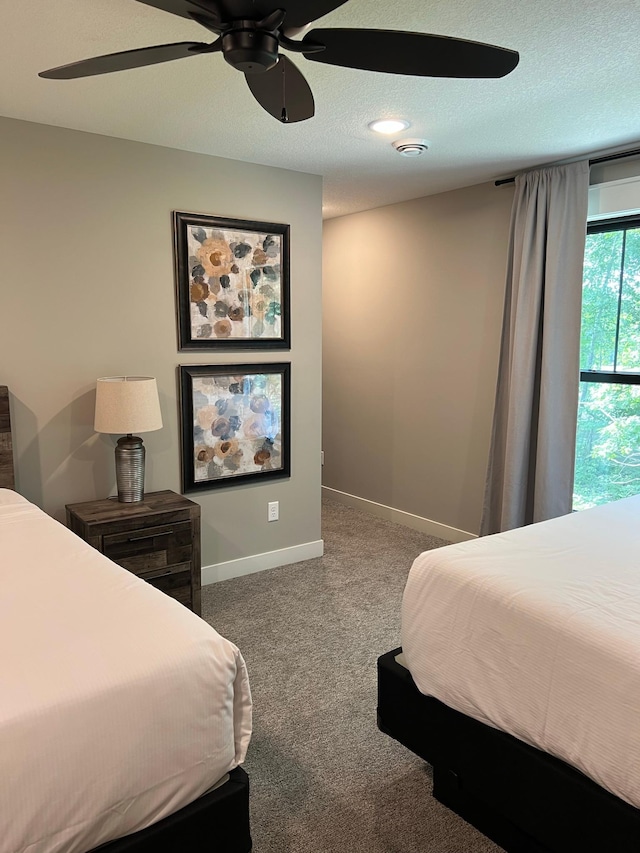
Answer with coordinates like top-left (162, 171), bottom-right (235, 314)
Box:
top-left (179, 363), bottom-right (291, 492)
top-left (173, 211), bottom-right (290, 350)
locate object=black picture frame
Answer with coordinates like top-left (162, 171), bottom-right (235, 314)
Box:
top-left (173, 211), bottom-right (291, 351)
top-left (179, 363), bottom-right (291, 493)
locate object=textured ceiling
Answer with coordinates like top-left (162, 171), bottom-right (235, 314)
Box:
top-left (2, 0), bottom-right (640, 218)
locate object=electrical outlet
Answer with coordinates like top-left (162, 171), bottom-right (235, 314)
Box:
top-left (268, 501), bottom-right (279, 522)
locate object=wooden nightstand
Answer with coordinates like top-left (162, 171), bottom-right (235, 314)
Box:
top-left (66, 490), bottom-right (201, 616)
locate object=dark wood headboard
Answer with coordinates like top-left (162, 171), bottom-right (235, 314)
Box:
top-left (0, 386), bottom-right (15, 489)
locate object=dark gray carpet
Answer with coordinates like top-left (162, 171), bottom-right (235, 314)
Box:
top-left (201, 498), bottom-right (503, 853)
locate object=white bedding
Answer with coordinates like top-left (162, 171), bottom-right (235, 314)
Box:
top-left (0, 489), bottom-right (252, 853)
top-left (402, 494), bottom-right (640, 809)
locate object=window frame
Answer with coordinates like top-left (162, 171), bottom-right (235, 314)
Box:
top-left (574, 213), bottom-right (640, 509)
top-left (580, 213), bottom-right (640, 385)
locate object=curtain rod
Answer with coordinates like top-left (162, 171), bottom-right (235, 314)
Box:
top-left (494, 146), bottom-right (640, 186)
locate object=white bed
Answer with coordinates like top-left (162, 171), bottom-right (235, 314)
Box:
top-left (0, 488), bottom-right (252, 853)
top-left (401, 494), bottom-right (640, 811)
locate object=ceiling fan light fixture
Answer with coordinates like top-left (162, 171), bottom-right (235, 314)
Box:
top-left (368, 118), bottom-right (410, 135)
top-left (392, 138), bottom-right (429, 157)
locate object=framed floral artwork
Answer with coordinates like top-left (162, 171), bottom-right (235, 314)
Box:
top-left (173, 211), bottom-right (290, 350)
top-left (179, 363), bottom-right (291, 492)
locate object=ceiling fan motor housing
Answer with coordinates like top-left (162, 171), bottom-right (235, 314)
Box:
top-left (222, 26), bottom-right (279, 73)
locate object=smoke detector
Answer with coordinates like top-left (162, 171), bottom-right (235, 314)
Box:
top-left (392, 138), bottom-right (429, 157)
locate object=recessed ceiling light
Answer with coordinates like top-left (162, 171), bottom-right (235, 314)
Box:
top-left (368, 119), bottom-right (410, 135)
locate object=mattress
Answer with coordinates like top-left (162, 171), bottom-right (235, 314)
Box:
top-left (0, 489), bottom-right (252, 853)
top-left (401, 494), bottom-right (640, 810)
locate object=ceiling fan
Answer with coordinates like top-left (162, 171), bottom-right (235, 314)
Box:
top-left (39, 0), bottom-right (519, 124)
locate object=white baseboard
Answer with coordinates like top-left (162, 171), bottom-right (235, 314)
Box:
top-left (202, 539), bottom-right (324, 585)
top-left (322, 486), bottom-right (476, 544)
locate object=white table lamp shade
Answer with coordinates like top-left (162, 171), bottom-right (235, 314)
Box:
top-left (94, 377), bottom-right (162, 503)
top-left (95, 377), bottom-right (162, 435)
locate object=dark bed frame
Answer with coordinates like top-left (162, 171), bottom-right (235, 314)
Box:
top-left (90, 768), bottom-right (251, 853)
top-left (0, 386), bottom-right (15, 490)
top-left (378, 648), bottom-right (640, 853)
top-left (0, 386), bottom-right (252, 853)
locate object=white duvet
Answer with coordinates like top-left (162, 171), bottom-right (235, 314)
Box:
top-left (402, 494), bottom-right (640, 809)
top-left (0, 489), bottom-right (252, 853)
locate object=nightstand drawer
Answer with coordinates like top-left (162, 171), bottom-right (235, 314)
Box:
top-left (139, 563), bottom-right (192, 603)
top-left (103, 521), bottom-right (192, 572)
top-left (65, 490), bottom-right (202, 616)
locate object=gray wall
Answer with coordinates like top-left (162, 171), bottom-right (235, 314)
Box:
top-left (322, 181), bottom-right (514, 536)
top-left (0, 117), bottom-right (323, 569)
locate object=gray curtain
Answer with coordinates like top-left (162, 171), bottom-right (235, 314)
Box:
top-left (480, 160), bottom-right (590, 535)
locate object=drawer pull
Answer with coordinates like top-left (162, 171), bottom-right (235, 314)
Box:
top-left (145, 569), bottom-right (174, 580)
top-left (128, 530), bottom-right (174, 542)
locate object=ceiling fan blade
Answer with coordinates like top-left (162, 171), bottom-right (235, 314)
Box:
top-left (137, 0), bottom-right (348, 29)
top-left (39, 41), bottom-right (217, 80)
top-left (137, 0), bottom-right (274, 22)
top-left (135, 0), bottom-right (219, 19)
top-left (278, 0), bottom-right (349, 29)
top-left (303, 29), bottom-right (519, 78)
top-left (188, 11), bottom-right (222, 34)
top-left (245, 55), bottom-right (314, 123)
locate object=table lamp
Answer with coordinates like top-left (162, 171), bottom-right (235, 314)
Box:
top-left (94, 376), bottom-right (163, 503)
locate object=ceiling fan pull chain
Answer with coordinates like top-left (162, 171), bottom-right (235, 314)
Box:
top-left (280, 60), bottom-right (288, 123)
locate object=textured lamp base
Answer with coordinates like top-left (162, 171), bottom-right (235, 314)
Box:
top-left (115, 434), bottom-right (146, 503)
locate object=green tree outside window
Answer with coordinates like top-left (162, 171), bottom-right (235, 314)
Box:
top-left (574, 219), bottom-right (640, 509)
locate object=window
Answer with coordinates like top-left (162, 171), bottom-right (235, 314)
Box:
top-left (573, 216), bottom-right (640, 509)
